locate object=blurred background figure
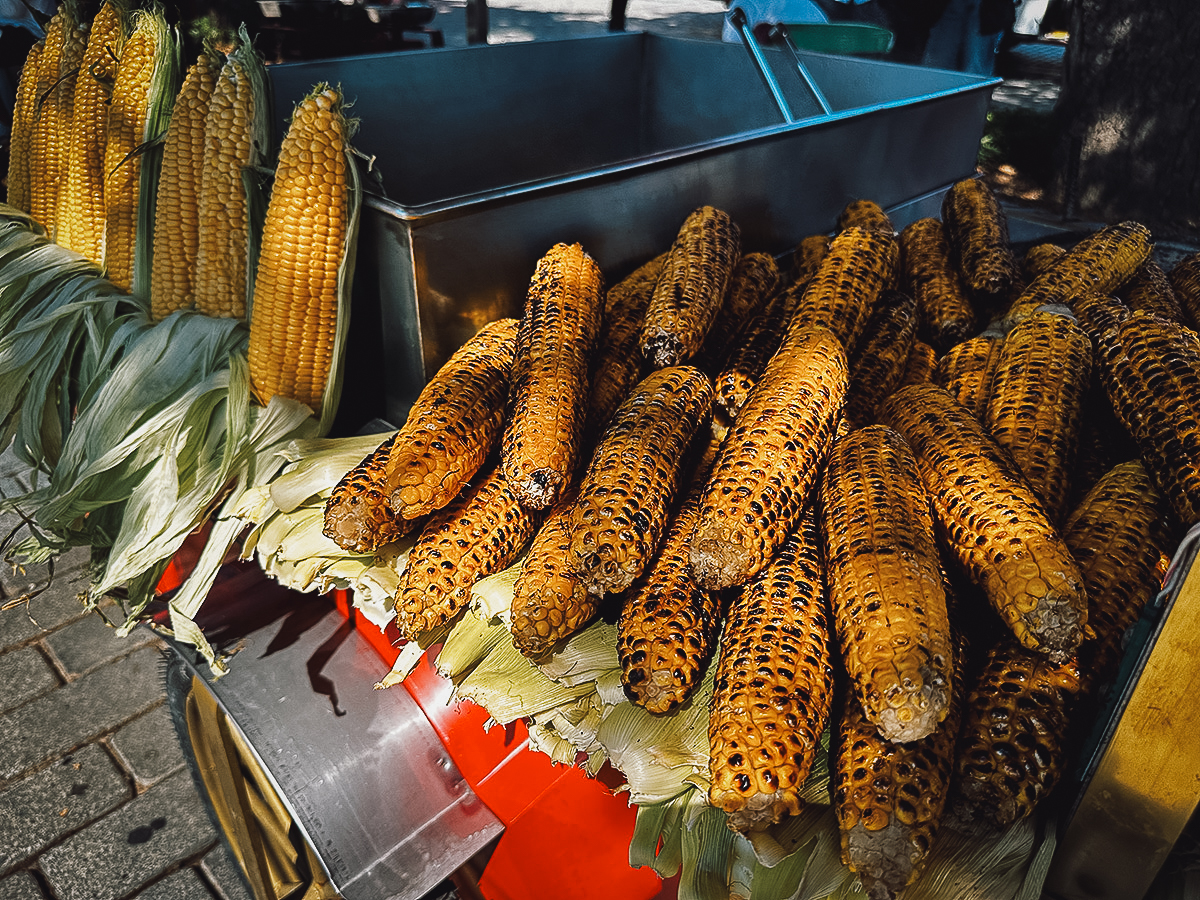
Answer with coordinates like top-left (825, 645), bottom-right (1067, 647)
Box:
top-left (1012, 0), bottom-right (1050, 37)
top-left (922, 0), bottom-right (1015, 74)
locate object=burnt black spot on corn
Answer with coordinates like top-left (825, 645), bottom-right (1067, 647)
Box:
top-left (708, 512), bottom-right (834, 833)
top-left (698, 251), bottom-right (781, 373)
top-left (940, 178), bottom-right (1019, 300)
top-left (713, 283), bottom-right (807, 422)
top-left (819, 425), bottom-right (953, 742)
top-left (386, 318), bottom-right (520, 520)
top-left (845, 289), bottom-right (919, 428)
top-left (690, 325), bottom-right (847, 591)
top-left (836, 199), bottom-right (894, 236)
top-left (586, 252), bottom-right (666, 438)
top-left (877, 383), bottom-right (1088, 663)
top-left (791, 233), bottom-right (832, 285)
top-left (1119, 256), bottom-right (1185, 323)
top-left (788, 226), bottom-right (899, 355)
top-left (503, 242), bottom-right (605, 511)
top-left (324, 432), bottom-right (419, 553)
top-left (394, 459), bottom-right (546, 640)
top-left (893, 340), bottom-right (937, 391)
top-left (952, 636), bottom-right (1081, 830)
top-left (898, 217), bottom-right (977, 354)
top-left (985, 310), bottom-right (1093, 524)
top-left (1169, 251), bottom-right (1200, 329)
top-left (1093, 309), bottom-right (1200, 527)
top-left (641, 206), bottom-right (741, 368)
top-left (834, 634), bottom-right (966, 897)
top-left (933, 333), bottom-right (1003, 423)
top-left (568, 366), bottom-right (714, 597)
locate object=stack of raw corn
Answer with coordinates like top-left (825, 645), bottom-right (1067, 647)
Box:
top-left (254, 180), bottom-right (1200, 899)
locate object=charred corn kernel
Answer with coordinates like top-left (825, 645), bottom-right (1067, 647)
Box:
top-left (1065, 460), bottom-right (1173, 692)
top-left (953, 637), bottom-right (1081, 829)
top-left (836, 198), bottom-right (894, 235)
top-left (58, 0), bottom-right (126, 262)
top-left (791, 233), bottom-right (832, 284)
top-left (394, 459), bottom-right (545, 640)
top-left (1021, 242), bottom-right (1066, 282)
top-left (248, 84), bottom-right (351, 411)
top-left (708, 512), bottom-right (834, 833)
top-left (323, 432), bottom-right (419, 553)
top-left (502, 242), bottom-right (604, 510)
top-left (1169, 251), bottom-right (1200, 328)
top-left (894, 340), bottom-right (937, 390)
top-left (713, 285), bottom-right (805, 422)
top-left (1072, 292), bottom-right (1131, 342)
top-left (819, 425), bottom-right (954, 742)
top-left (1120, 257), bottom-right (1185, 323)
top-left (1094, 310), bottom-right (1200, 527)
top-left (933, 333), bottom-right (1003, 423)
top-left (509, 486), bottom-right (593, 658)
top-left (28, 8), bottom-right (68, 235)
top-left (6, 41), bottom-right (43, 215)
top-left (568, 366), bottom-right (713, 597)
top-left (386, 318), bottom-right (520, 519)
top-left (698, 251), bottom-right (781, 371)
top-left (985, 310), bottom-right (1093, 523)
top-left (691, 325), bottom-right (847, 591)
top-left (102, 9), bottom-right (166, 292)
top-left (898, 217), bottom-right (977, 354)
top-left (878, 383), bottom-right (1088, 662)
top-left (788, 226), bottom-right (899, 355)
top-left (834, 637), bottom-right (965, 896)
top-left (941, 178), bottom-right (1019, 298)
top-left (150, 52), bottom-right (218, 320)
top-left (844, 289), bottom-right (918, 428)
top-left (641, 206), bottom-right (741, 368)
top-left (586, 253), bottom-right (666, 437)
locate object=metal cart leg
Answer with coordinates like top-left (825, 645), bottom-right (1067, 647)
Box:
top-left (466, 0), bottom-right (489, 44)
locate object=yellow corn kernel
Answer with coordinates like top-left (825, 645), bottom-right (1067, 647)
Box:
top-left (322, 432), bottom-right (419, 553)
top-left (836, 198), bottom-right (893, 235)
top-left (941, 178), bottom-right (1019, 298)
top-left (28, 9), bottom-right (68, 235)
top-left (899, 217), bottom-right (977, 354)
top-left (5, 41), bottom-right (43, 215)
top-left (933, 333), bottom-right (1003, 423)
top-left (893, 339), bottom-right (937, 390)
top-left (844, 288), bottom-right (918, 428)
top-left (790, 233), bottom-right (831, 285)
top-left (713, 284), bottom-right (804, 423)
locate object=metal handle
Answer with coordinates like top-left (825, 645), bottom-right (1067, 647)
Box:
top-left (731, 7), bottom-right (796, 124)
top-left (769, 23), bottom-right (835, 116)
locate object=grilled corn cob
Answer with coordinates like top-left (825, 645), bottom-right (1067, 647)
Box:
top-left (788, 226), bottom-right (899, 354)
top-left (568, 366), bottom-right (713, 597)
top-left (1021, 242), bottom-right (1066, 282)
top-left (791, 233), bottom-right (832, 284)
top-left (940, 178), bottom-right (1019, 298)
top-left (502, 242), bottom-right (604, 510)
top-left (1120, 257), bottom-right (1184, 323)
top-left (836, 199), bottom-right (894, 235)
top-left (819, 425), bottom-right (954, 742)
top-left (1072, 292), bottom-right (1130, 341)
top-left (247, 84), bottom-right (353, 412)
top-left (641, 206), bottom-right (741, 368)
top-left (698, 251), bottom-right (781, 371)
top-left (708, 512), bottom-right (835, 833)
top-left (586, 252), bottom-right (666, 437)
top-left (933, 333), bottom-right (1002, 423)
top-left (893, 340), bottom-right (936, 390)
top-left (386, 318), bottom-right (520, 519)
top-left (690, 325), bottom-right (847, 591)
top-left (6, 41), bottom-right (43, 216)
top-left (898, 217), bottom-right (977, 354)
top-left (323, 432), bottom-right (418, 553)
top-left (1169, 251), bottom-right (1200, 328)
top-left (394, 458), bottom-right (545, 640)
top-left (844, 289), bottom-right (918, 428)
top-left (985, 310), bottom-right (1093, 523)
top-left (713, 285), bottom-right (805, 422)
top-left (877, 383), bottom-right (1087, 662)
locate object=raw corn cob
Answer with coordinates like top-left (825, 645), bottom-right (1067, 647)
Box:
top-left (6, 40), bottom-right (44, 215)
top-left (586, 252), bottom-right (666, 437)
top-left (878, 383), bottom-right (1088, 662)
top-left (247, 84), bottom-right (355, 414)
top-left (893, 340), bottom-right (937, 390)
top-left (708, 512), bottom-right (835, 833)
top-left (502, 242), bottom-right (604, 510)
top-left (844, 289), bottom-right (918, 428)
top-left (697, 251), bottom-right (781, 371)
top-left (898, 217), bottom-right (976, 354)
top-left (940, 178), bottom-right (1019, 298)
top-left (641, 205), bottom-right (741, 368)
top-left (150, 50), bottom-right (219, 320)
top-left (788, 225), bottom-right (899, 355)
top-left (819, 425), bottom-right (954, 742)
top-left (690, 325), bottom-right (847, 591)
top-left (46, 3), bottom-right (88, 246)
top-left (933, 332), bottom-right (1003, 423)
top-left (834, 636), bottom-right (965, 898)
top-left (322, 432), bottom-right (419, 553)
top-left (791, 233), bottom-right (832, 284)
top-left (985, 310), bottom-right (1093, 523)
top-left (385, 318), bottom-right (520, 520)
top-left (1120, 257), bottom-right (1185, 323)
top-left (713, 284), bottom-right (805, 422)
top-left (394, 458), bottom-right (545, 640)
top-left (1169, 251), bottom-right (1200, 328)
top-left (836, 198), bottom-right (894, 235)
top-left (568, 366), bottom-right (713, 597)
top-left (28, 6), bottom-right (69, 235)
top-left (1021, 242), bottom-right (1066, 282)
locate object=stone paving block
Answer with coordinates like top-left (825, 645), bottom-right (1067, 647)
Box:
top-left (0, 645), bottom-right (60, 714)
top-left (0, 645), bottom-right (165, 782)
top-left (199, 846), bottom-right (254, 900)
top-left (43, 607), bottom-right (162, 678)
top-left (0, 743), bottom-right (131, 876)
top-left (39, 769), bottom-right (218, 900)
top-left (0, 869), bottom-right (50, 900)
top-left (133, 867), bottom-right (217, 900)
top-left (109, 703), bottom-right (186, 788)
top-left (0, 551), bottom-right (94, 650)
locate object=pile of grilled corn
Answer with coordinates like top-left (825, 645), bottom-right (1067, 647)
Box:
top-left (320, 184), bottom-right (1192, 898)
